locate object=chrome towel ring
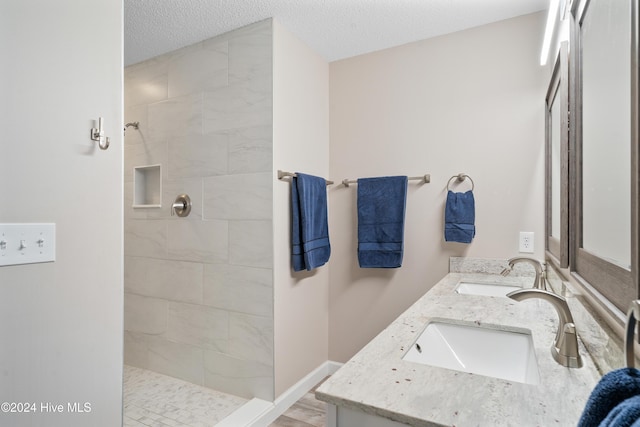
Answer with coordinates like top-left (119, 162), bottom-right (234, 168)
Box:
top-left (626, 300), bottom-right (640, 368)
top-left (447, 173), bottom-right (474, 191)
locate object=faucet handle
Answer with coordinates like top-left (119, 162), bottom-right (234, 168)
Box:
top-left (555, 323), bottom-right (583, 368)
top-left (507, 288), bottom-right (583, 368)
top-left (540, 276), bottom-right (549, 292)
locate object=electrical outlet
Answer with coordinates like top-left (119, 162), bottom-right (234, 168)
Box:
top-left (519, 232), bottom-right (534, 253)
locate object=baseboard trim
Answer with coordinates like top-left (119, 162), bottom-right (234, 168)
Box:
top-left (216, 398), bottom-right (273, 427)
top-left (217, 360), bottom-right (343, 427)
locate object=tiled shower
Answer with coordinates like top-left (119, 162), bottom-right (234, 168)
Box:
top-left (123, 19), bottom-right (275, 406)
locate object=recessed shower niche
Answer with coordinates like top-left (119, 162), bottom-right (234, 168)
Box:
top-left (133, 164), bottom-right (161, 208)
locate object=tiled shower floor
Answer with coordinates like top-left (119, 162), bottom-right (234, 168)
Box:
top-left (123, 365), bottom-right (248, 426)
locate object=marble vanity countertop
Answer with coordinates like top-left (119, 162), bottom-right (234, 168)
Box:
top-left (315, 273), bottom-right (602, 427)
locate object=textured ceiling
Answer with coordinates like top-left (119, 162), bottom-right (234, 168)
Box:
top-left (124, 0), bottom-right (548, 66)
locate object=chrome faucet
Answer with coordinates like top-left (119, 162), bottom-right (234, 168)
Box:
top-left (501, 256), bottom-right (546, 290)
top-left (507, 288), bottom-right (583, 368)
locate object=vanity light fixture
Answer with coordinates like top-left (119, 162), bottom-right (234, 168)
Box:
top-left (540, 0), bottom-right (562, 66)
top-left (562, 0), bottom-right (573, 19)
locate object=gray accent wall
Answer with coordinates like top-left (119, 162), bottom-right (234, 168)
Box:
top-left (123, 20), bottom-right (274, 401)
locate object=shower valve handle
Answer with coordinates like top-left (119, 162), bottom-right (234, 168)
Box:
top-left (171, 194), bottom-right (191, 217)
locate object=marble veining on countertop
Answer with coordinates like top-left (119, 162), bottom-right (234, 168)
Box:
top-left (316, 272), bottom-right (602, 427)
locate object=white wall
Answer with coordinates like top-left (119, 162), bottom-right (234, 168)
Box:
top-left (0, 1), bottom-right (123, 426)
top-left (273, 21), bottom-right (330, 396)
top-left (328, 12), bottom-right (548, 362)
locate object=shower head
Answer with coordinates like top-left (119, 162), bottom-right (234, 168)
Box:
top-left (124, 122), bottom-right (140, 133)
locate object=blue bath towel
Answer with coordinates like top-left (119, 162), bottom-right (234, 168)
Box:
top-left (444, 190), bottom-right (475, 244)
top-left (291, 172), bottom-right (331, 272)
top-left (578, 368), bottom-right (640, 427)
top-left (599, 395), bottom-right (640, 427)
top-left (357, 176), bottom-right (408, 268)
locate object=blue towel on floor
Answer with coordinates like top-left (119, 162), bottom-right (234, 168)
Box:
top-left (444, 190), bottom-right (475, 244)
top-left (599, 395), bottom-right (640, 427)
top-left (291, 172), bottom-right (330, 272)
top-left (578, 368), bottom-right (640, 427)
top-left (357, 176), bottom-right (408, 268)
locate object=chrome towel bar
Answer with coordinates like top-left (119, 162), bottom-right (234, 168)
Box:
top-left (341, 174), bottom-right (430, 187)
top-left (277, 170), bottom-right (334, 186)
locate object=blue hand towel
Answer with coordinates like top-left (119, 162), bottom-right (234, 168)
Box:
top-left (578, 368), bottom-right (640, 427)
top-left (444, 190), bottom-right (475, 244)
top-left (599, 395), bottom-right (640, 427)
top-left (357, 176), bottom-right (408, 268)
top-left (291, 172), bottom-right (331, 272)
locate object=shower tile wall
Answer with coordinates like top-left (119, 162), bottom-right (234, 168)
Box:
top-left (123, 20), bottom-right (274, 401)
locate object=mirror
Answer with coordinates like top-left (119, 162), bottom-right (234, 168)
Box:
top-left (545, 42), bottom-right (568, 268)
top-left (580, 0), bottom-right (631, 269)
top-left (569, 0), bottom-right (637, 311)
top-left (550, 89), bottom-right (561, 240)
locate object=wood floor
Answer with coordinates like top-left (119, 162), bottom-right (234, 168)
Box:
top-left (268, 378), bottom-right (329, 427)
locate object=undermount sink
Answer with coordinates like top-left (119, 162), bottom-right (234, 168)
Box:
top-left (455, 281), bottom-right (522, 297)
top-left (402, 321), bottom-right (539, 384)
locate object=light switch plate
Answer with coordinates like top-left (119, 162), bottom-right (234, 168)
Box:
top-left (0, 223), bottom-right (56, 266)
